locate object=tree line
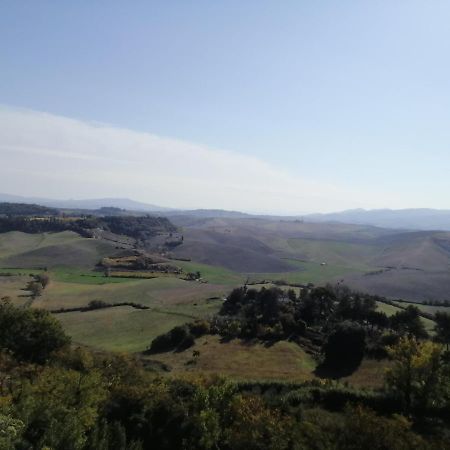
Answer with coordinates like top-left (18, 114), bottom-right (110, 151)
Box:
top-left (0, 215), bottom-right (177, 241)
top-left (149, 285), bottom-right (442, 371)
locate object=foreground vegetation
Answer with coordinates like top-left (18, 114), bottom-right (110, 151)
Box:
top-left (1, 299), bottom-right (450, 449)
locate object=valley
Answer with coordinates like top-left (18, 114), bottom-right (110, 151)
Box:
top-left (1, 209), bottom-right (449, 379)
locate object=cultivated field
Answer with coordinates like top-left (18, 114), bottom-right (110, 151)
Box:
top-left (170, 217), bottom-right (450, 301)
top-left (0, 221), bottom-right (446, 361)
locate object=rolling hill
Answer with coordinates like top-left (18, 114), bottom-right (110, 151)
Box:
top-left (169, 216), bottom-right (450, 301)
top-left (307, 208), bottom-right (450, 231)
top-left (1, 212), bottom-right (450, 312)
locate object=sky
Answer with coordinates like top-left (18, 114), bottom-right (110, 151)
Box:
top-left (1, 1), bottom-right (450, 214)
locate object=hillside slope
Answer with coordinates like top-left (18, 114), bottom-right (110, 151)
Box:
top-left (307, 208), bottom-right (450, 231)
top-left (170, 217), bottom-right (450, 300)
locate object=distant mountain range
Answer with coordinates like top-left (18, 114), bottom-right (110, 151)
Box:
top-left (306, 208), bottom-right (450, 231)
top-left (2, 193), bottom-right (450, 230)
top-left (0, 193), bottom-right (252, 219)
top-left (0, 193), bottom-right (170, 212)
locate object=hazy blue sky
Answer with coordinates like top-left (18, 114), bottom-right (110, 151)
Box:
top-left (1, 1), bottom-right (450, 213)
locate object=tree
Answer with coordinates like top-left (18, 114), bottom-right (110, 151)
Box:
top-left (434, 311), bottom-right (450, 351)
top-left (287, 289), bottom-right (297, 301)
top-left (221, 288), bottom-right (246, 316)
top-left (0, 414), bottom-right (24, 449)
top-left (224, 395), bottom-right (293, 450)
top-left (300, 286), bottom-right (335, 325)
top-left (36, 273), bottom-right (50, 289)
top-left (16, 367), bottom-right (106, 450)
top-left (258, 288), bottom-right (281, 323)
top-left (322, 322), bottom-right (366, 374)
top-left (385, 336), bottom-right (450, 413)
top-left (149, 325), bottom-right (195, 353)
top-left (367, 310), bottom-right (389, 329)
top-left (310, 286), bottom-right (335, 320)
top-left (27, 281), bottom-right (43, 298)
top-left (0, 299), bottom-right (70, 363)
top-left (390, 306), bottom-right (428, 339)
top-left (337, 405), bottom-right (430, 450)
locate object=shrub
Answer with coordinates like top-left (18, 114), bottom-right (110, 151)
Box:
top-left (189, 320), bottom-right (211, 337)
top-left (36, 273), bottom-right (50, 289)
top-left (0, 299), bottom-right (70, 363)
top-left (322, 322), bottom-right (366, 373)
top-left (149, 326), bottom-right (195, 353)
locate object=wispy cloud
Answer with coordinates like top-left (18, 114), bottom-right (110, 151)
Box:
top-left (0, 106), bottom-right (386, 213)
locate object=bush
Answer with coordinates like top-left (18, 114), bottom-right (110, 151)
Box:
top-left (27, 281), bottom-right (43, 298)
top-left (36, 273), bottom-right (50, 289)
top-left (189, 320), bottom-right (211, 337)
top-left (0, 300), bottom-right (70, 363)
top-left (87, 300), bottom-right (109, 310)
top-left (322, 322), bottom-right (366, 373)
top-left (149, 326), bottom-right (195, 353)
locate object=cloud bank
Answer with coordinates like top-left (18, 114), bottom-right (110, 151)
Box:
top-left (0, 106), bottom-right (382, 214)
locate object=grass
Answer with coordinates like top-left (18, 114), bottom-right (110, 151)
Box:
top-left (0, 274), bottom-right (34, 306)
top-left (150, 335), bottom-right (316, 381)
top-left (0, 267), bottom-right (45, 275)
top-left (51, 280), bottom-right (225, 352)
top-left (50, 267), bottom-right (137, 284)
top-left (34, 275), bottom-right (228, 309)
top-left (0, 231), bottom-right (119, 269)
top-left (376, 301), bottom-right (402, 316)
top-left (339, 358), bottom-right (391, 389)
top-left (401, 302), bottom-right (450, 315)
top-left (0, 230), bottom-right (441, 376)
top-left (286, 238), bottom-right (378, 269)
top-left (247, 260), bottom-right (365, 285)
top-left (377, 301), bottom-right (436, 334)
top-left (0, 231), bottom-right (79, 259)
top-left (57, 306), bottom-right (192, 353)
top-left (149, 335), bottom-right (389, 388)
top-left (176, 261), bottom-right (245, 285)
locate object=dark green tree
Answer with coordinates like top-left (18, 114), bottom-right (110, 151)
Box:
top-left (390, 306), bottom-right (428, 339)
top-left (322, 322), bottom-right (366, 374)
top-left (0, 299), bottom-right (70, 363)
top-left (434, 311), bottom-right (450, 350)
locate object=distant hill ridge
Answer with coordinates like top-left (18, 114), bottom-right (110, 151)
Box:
top-left (0, 193), bottom-right (169, 212)
top-left (3, 193), bottom-right (450, 230)
top-left (306, 208), bottom-right (450, 231)
top-left (0, 202), bottom-right (59, 216)
top-left (0, 194), bottom-right (251, 219)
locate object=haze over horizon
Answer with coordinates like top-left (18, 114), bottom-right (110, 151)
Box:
top-left (2, 1), bottom-right (450, 214)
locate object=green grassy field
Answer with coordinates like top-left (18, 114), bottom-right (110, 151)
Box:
top-left (397, 301), bottom-right (450, 315)
top-left (0, 231), bottom-right (231, 351)
top-left (0, 231), bottom-right (119, 269)
top-left (376, 301), bottom-right (402, 316)
top-left (377, 301), bottom-right (436, 334)
top-left (246, 259), bottom-right (366, 285)
top-left (176, 260), bottom-right (245, 285)
top-left (50, 267), bottom-right (137, 284)
top-left (0, 231), bottom-right (79, 259)
top-left (50, 277), bottom-right (225, 352)
top-left (57, 306), bottom-right (193, 352)
top-left (33, 275), bottom-right (227, 309)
